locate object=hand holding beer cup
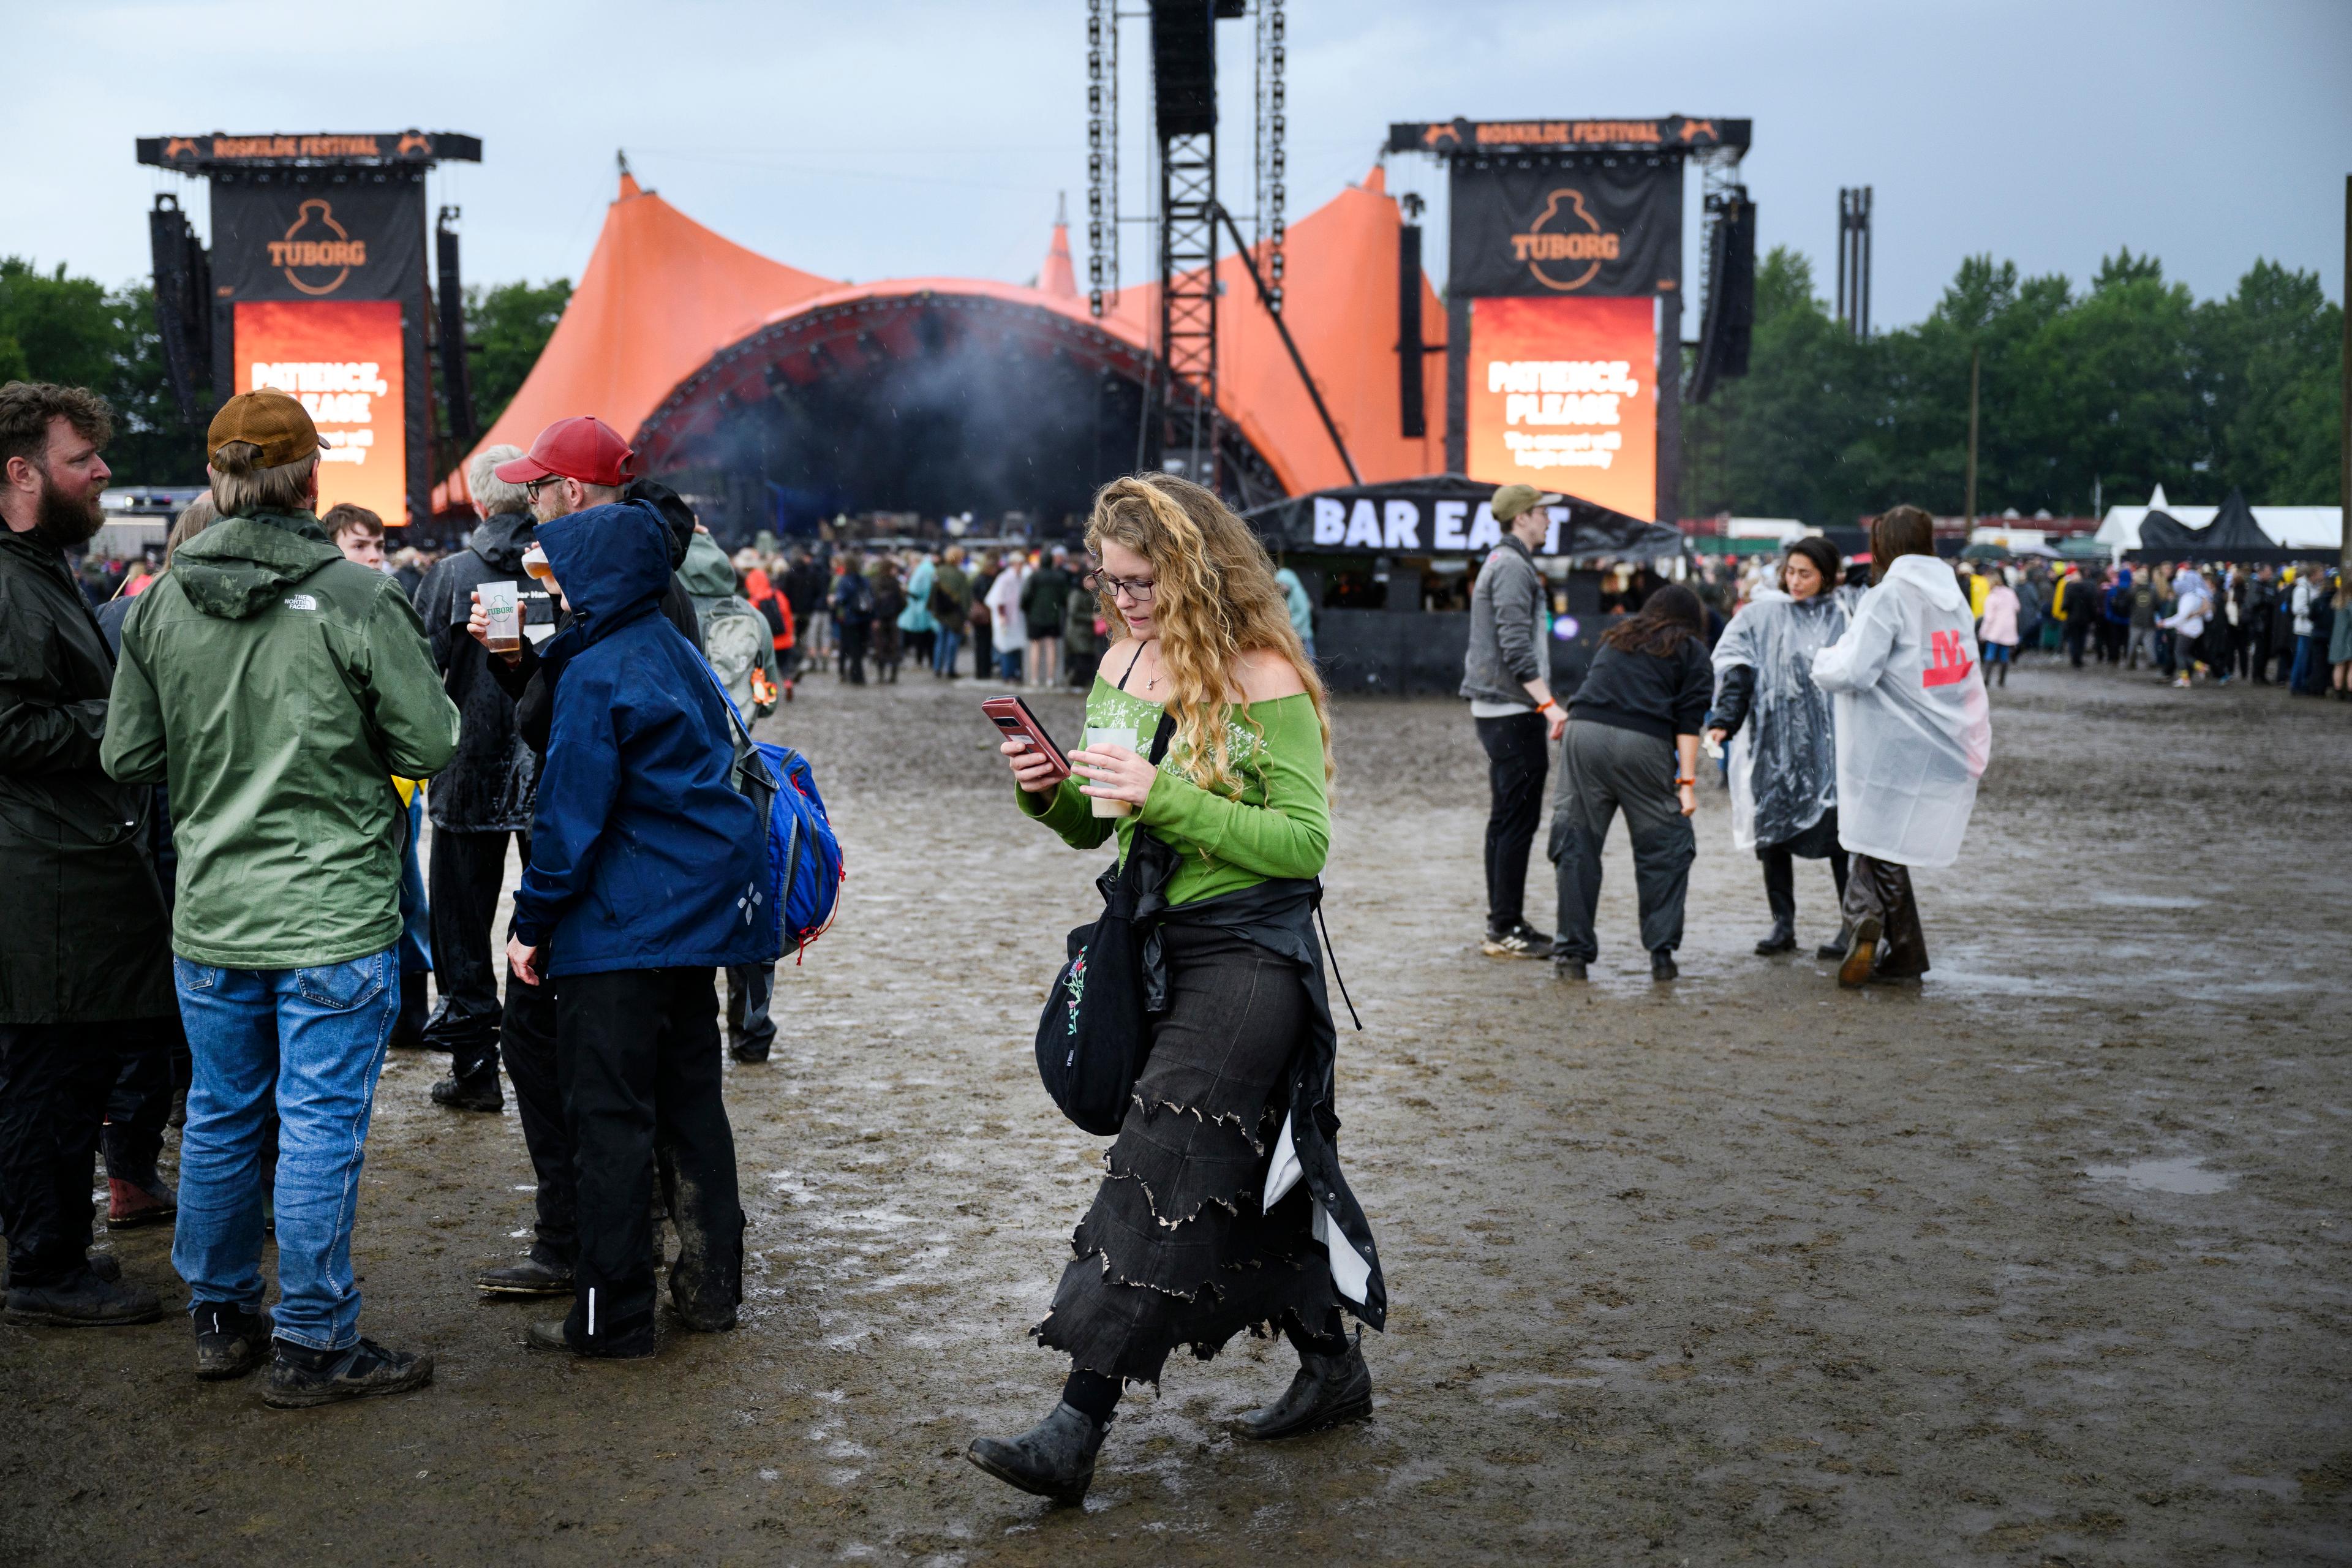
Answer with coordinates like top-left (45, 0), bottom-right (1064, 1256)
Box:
top-left (469, 589), bottom-right (523, 666)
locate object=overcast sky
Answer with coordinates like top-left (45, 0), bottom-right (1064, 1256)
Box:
top-left (10, 0), bottom-right (2348, 325)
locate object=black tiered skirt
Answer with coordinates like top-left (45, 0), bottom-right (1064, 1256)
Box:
top-left (1033, 922), bottom-right (1343, 1384)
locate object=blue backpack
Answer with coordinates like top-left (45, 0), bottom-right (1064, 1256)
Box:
top-left (705, 669), bottom-right (844, 958)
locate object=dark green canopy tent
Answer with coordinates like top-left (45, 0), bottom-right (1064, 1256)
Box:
top-left (2128, 487), bottom-right (2330, 562)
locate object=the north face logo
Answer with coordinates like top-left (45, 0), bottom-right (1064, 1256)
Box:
top-left (1923, 630), bottom-right (1974, 688)
top-left (282, 594), bottom-right (317, 612)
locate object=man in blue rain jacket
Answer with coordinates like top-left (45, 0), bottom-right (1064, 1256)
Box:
top-left (504, 496), bottom-right (771, 1359)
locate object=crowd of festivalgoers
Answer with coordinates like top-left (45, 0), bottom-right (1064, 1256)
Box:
top-left (1469, 498), bottom-right (2345, 990)
top-left (1684, 549), bottom-right (2351, 698)
top-left (4, 361), bottom-right (2339, 1499)
top-left (74, 525), bottom-right (1322, 700)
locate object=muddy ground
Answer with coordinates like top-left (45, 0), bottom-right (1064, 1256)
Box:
top-left (4, 657), bottom-right (2348, 1566)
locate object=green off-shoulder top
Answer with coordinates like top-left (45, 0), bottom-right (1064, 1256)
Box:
top-left (1016, 675), bottom-right (1330, 908)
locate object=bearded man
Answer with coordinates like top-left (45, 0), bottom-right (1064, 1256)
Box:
top-left (0, 381), bottom-right (176, 1327)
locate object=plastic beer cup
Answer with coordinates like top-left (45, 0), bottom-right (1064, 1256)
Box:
top-left (1084, 726), bottom-right (1139, 818)
top-left (480, 580), bottom-right (521, 654)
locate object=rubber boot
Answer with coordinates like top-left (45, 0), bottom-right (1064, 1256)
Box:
top-left (1838, 915), bottom-right (1883, 989)
top-left (1755, 853), bottom-right (1797, 955)
top-left (967, 1402), bottom-right (1110, 1504)
top-left (1238, 1335), bottom-right (1374, 1440)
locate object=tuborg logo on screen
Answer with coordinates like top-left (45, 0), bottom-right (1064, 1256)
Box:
top-left (266, 200), bottom-right (368, 296)
top-left (1510, 189), bottom-right (1621, 293)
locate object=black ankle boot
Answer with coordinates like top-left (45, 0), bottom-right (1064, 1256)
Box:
top-left (1757, 855), bottom-right (1797, 954)
top-left (430, 1072), bottom-right (503, 1113)
top-left (1237, 1335), bottom-right (1374, 1441)
top-left (193, 1300), bottom-right (273, 1381)
top-left (967, 1402), bottom-right (1110, 1504)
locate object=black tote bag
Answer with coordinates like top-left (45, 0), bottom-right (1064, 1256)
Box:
top-left (1034, 710), bottom-right (1176, 1136)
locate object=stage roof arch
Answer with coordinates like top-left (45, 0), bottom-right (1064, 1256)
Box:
top-left (440, 167), bottom-right (1445, 522)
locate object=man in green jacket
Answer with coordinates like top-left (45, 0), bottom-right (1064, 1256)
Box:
top-left (0, 381), bottom-right (177, 1330)
top-left (104, 391), bottom-right (461, 1405)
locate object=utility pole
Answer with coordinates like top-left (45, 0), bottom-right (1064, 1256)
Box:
top-left (1966, 344), bottom-right (1980, 529)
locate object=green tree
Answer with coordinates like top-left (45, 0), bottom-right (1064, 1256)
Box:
top-left (1879, 256), bottom-right (2076, 515)
top-left (0, 259), bottom-right (115, 390)
top-left (0, 259), bottom-right (208, 483)
top-left (1679, 241), bottom-right (2338, 524)
top-left (2034, 251), bottom-right (2201, 510)
top-left (1683, 246), bottom-right (1875, 521)
top-left (2197, 259), bottom-right (2343, 503)
top-left (465, 277), bottom-right (571, 434)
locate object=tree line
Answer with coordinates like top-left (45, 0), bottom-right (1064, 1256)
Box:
top-left (0, 258), bottom-right (571, 486)
top-left (1683, 246), bottom-right (2345, 524)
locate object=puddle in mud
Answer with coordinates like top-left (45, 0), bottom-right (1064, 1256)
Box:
top-left (2090, 891), bottom-right (2207, 910)
top-left (2083, 1156), bottom-right (2234, 1194)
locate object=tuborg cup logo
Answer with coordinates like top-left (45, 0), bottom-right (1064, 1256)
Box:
top-left (1510, 188), bottom-right (1621, 293)
top-left (268, 199), bottom-right (368, 296)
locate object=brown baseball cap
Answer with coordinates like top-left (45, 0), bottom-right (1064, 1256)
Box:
top-left (206, 391), bottom-right (328, 468)
top-left (1491, 483), bottom-right (1564, 522)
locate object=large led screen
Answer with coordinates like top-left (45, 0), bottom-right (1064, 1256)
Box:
top-left (233, 300), bottom-right (407, 526)
top-left (1465, 294), bottom-right (1657, 521)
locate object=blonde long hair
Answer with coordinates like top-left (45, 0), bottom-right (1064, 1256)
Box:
top-left (1086, 474), bottom-right (1333, 796)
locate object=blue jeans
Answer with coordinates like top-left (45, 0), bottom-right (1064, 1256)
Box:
top-left (998, 648), bottom-right (1024, 682)
top-left (172, 948), bottom-right (397, 1351)
top-left (396, 797), bottom-right (431, 974)
top-left (933, 626), bottom-right (962, 677)
top-left (2291, 634), bottom-right (2322, 693)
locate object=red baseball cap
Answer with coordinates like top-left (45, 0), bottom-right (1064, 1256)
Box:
top-left (493, 416), bottom-right (636, 488)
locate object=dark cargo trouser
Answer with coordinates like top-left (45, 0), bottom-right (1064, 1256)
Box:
top-left (425, 828), bottom-right (526, 1081)
top-left (1475, 710), bottom-right (1550, 933)
top-left (1548, 720), bottom-right (1695, 963)
top-left (498, 962), bottom-right (573, 1271)
top-left (0, 1022), bottom-right (123, 1287)
top-left (556, 967), bottom-right (742, 1356)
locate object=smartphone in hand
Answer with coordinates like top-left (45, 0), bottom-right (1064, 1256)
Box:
top-left (981, 696), bottom-right (1071, 782)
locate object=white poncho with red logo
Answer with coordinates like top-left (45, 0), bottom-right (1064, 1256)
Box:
top-left (1809, 554), bottom-right (1992, 869)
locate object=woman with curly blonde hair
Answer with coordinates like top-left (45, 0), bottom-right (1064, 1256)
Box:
top-left (970, 474), bottom-right (1387, 1504)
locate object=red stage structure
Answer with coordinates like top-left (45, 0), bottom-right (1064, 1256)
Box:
top-left (437, 167), bottom-right (1444, 532)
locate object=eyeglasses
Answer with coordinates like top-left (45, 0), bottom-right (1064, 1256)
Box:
top-left (524, 477), bottom-right (564, 500)
top-left (1095, 570), bottom-right (1156, 603)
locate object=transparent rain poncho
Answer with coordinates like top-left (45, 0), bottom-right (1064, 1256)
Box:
top-left (1810, 556), bottom-right (1993, 870)
top-left (1711, 585), bottom-right (1859, 852)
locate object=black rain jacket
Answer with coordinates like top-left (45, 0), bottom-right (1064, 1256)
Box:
top-left (413, 510), bottom-right (548, 832)
top-left (0, 528), bottom-right (173, 1023)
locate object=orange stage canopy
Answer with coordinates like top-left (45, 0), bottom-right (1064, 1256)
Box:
top-left (440, 167), bottom-right (1444, 513)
